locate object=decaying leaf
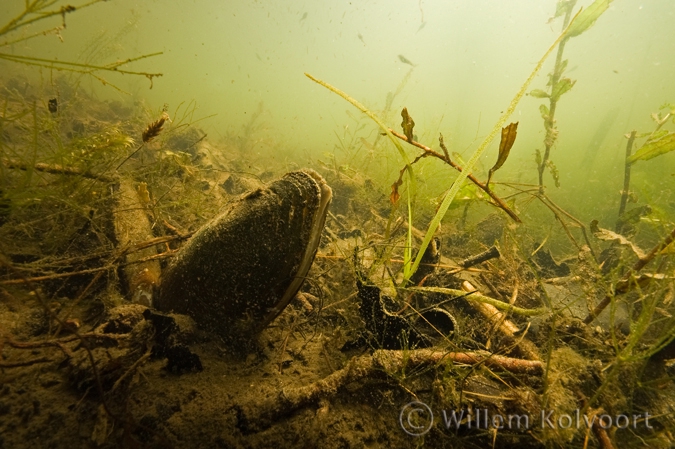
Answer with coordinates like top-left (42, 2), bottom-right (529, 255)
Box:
top-left (486, 122), bottom-right (518, 187)
top-left (590, 219), bottom-right (646, 259)
top-left (628, 132), bottom-right (675, 163)
top-left (400, 107), bottom-right (415, 142)
top-left (565, 0), bottom-right (613, 38)
top-left (390, 179), bottom-right (402, 205)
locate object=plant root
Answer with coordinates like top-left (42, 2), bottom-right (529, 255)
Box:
top-left (237, 348), bottom-right (542, 431)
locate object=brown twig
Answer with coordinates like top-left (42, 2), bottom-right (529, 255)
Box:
top-left (238, 348), bottom-right (542, 431)
top-left (584, 225), bottom-right (675, 324)
top-left (591, 410), bottom-right (617, 449)
top-left (504, 184), bottom-right (597, 262)
top-left (460, 245), bottom-right (501, 269)
top-left (111, 348), bottom-right (152, 393)
top-left (10, 233), bottom-right (190, 272)
top-left (388, 129), bottom-right (521, 223)
top-left (1, 245), bottom-right (182, 286)
top-left (539, 193), bottom-right (596, 260)
top-left (2, 158), bottom-right (117, 183)
top-left (616, 130), bottom-right (637, 230)
top-left (0, 356), bottom-right (52, 368)
top-left (6, 332), bottom-right (130, 350)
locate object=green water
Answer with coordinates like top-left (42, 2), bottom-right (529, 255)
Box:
top-left (3, 1), bottom-right (674, 198)
top-left (2, 0), bottom-right (675, 276)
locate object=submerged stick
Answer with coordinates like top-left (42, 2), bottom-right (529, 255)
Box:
top-left (238, 348), bottom-right (543, 430)
top-left (460, 245), bottom-right (501, 269)
top-left (616, 130), bottom-right (637, 229)
top-left (2, 158), bottom-right (116, 183)
top-left (405, 286), bottom-right (548, 316)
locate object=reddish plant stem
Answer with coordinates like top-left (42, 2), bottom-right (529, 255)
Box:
top-left (388, 129), bottom-right (521, 223)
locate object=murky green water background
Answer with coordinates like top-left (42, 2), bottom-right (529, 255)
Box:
top-left (2, 0), bottom-right (675, 238)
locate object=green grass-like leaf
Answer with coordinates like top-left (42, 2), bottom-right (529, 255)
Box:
top-left (305, 73), bottom-right (417, 278)
top-left (565, 0), bottom-right (613, 38)
top-left (628, 132), bottom-right (675, 163)
top-left (405, 18), bottom-right (577, 284)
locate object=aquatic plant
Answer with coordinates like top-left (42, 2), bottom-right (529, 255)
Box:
top-left (308, 0), bottom-right (613, 286)
top-left (0, 0), bottom-right (162, 91)
top-left (531, 0), bottom-right (614, 192)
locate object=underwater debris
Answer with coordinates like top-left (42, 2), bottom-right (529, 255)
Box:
top-left (48, 98), bottom-right (58, 114)
top-left (585, 224), bottom-right (675, 324)
top-left (397, 54), bottom-right (416, 67)
top-left (143, 309), bottom-right (202, 374)
top-left (113, 180), bottom-right (161, 307)
top-left (458, 245), bottom-right (501, 269)
top-left (355, 276), bottom-right (433, 350)
top-left (400, 107), bottom-right (415, 143)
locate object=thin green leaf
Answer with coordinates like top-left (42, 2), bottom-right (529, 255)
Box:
top-left (406, 21), bottom-right (574, 283)
top-left (565, 0), bottom-right (612, 38)
top-left (451, 152), bottom-right (467, 166)
top-left (628, 132), bottom-right (675, 163)
top-left (529, 89), bottom-right (550, 99)
top-left (305, 73), bottom-right (415, 183)
top-left (559, 59), bottom-right (569, 74)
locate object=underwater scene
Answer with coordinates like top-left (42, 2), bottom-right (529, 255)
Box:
top-left (1, 0), bottom-right (675, 448)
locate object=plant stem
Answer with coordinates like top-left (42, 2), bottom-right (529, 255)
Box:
top-left (616, 130), bottom-right (637, 229)
top-left (389, 129), bottom-right (521, 223)
top-left (537, 7), bottom-right (574, 193)
top-left (407, 13), bottom-right (580, 282)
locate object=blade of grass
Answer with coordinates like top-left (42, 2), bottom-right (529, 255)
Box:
top-left (305, 73), bottom-right (417, 276)
top-left (406, 11), bottom-right (581, 283)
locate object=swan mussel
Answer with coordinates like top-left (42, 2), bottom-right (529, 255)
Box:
top-left (156, 169), bottom-right (332, 342)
